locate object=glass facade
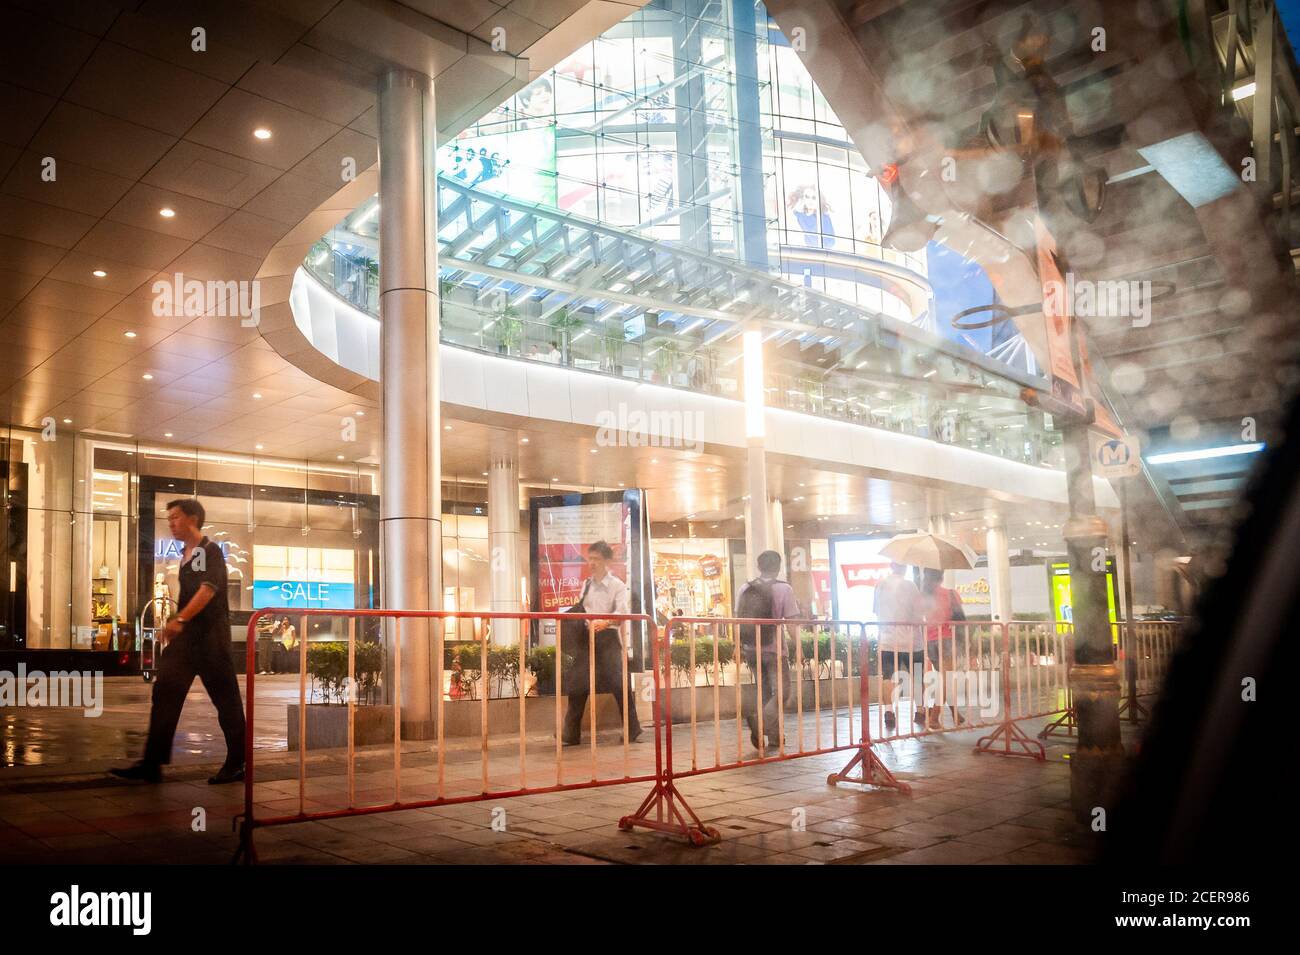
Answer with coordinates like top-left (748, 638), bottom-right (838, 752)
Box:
top-left (301, 0), bottom-right (1064, 471)
top-left (0, 426), bottom-right (381, 654)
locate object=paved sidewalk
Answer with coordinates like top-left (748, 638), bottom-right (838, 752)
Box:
top-left (0, 721), bottom-right (1107, 865)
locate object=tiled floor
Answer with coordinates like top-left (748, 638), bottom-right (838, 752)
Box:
top-left (0, 674), bottom-right (1127, 864)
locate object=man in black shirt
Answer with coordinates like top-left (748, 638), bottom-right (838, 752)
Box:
top-left (111, 499), bottom-right (246, 784)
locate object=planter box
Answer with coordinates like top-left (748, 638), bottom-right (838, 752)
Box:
top-left (287, 704), bottom-right (394, 751)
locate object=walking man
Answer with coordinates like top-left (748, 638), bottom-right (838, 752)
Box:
top-left (561, 541), bottom-right (642, 746)
top-left (735, 549), bottom-right (800, 752)
top-left (111, 499), bottom-right (246, 784)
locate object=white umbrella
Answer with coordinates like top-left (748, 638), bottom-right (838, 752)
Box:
top-left (880, 531), bottom-right (977, 570)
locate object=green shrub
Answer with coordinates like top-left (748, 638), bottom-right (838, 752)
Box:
top-left (306, 640), bottom-right (383, 704)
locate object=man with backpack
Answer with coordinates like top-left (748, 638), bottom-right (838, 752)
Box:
top-left (735, 550), bottom-right (800, 752)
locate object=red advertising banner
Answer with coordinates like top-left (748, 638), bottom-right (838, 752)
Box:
top-left (1035, 215), bottom-right (1084, 412)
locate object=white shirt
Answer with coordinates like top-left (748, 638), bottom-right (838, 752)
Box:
top-left (874, 572), bottom-right (923, 652)
top-left (580, 572), bottom-right (630, 617)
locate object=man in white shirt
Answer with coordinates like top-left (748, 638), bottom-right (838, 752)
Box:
top-left (873, 562), bottom-right (925, 733)
top-left (561, 541), bottom-right (642, 745)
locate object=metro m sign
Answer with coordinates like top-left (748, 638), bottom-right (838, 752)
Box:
top-left (1094, 434), bottom-right (1141, 479)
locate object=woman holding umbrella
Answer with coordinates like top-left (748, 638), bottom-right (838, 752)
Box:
top-left (881, 532), bottom-right (977, 732)
top-left (921, 568), bottom-right (968, 730)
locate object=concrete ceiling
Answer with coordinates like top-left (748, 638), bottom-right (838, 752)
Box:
top-left (0, 0), bottom-right (646, 461)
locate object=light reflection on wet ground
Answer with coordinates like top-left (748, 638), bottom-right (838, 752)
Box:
top-left (1, 675), bottom-right (296, 769)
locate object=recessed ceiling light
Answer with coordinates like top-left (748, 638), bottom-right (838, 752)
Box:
top-left (589, 448), bottom-right (598, 454)
top-left (159, 207), bottom-right (176, 218)
top-left (255, 444), bottom-right (264, 450)
top-left (62, 418), bottom-right (72, 424)
top-left (443, 424), bottom-right (452, 431)
top-left (124, 330), bottom-right (137, 339)
top-left (141, 373), bottom-right (153, 380)
top-left (253, 128), bottom-right (272, 140)
top-left (164, 432), bottom-right (173, 438)
top-left (551, 477), bottom-right (558, 481)
top-left (481, 471), bottom-right (488, 476)
top-left (336, 454), bottom-right (345, 460)
top-left (252, 392), bottom-right (262, 399)
top-left (650, 458), bottom-right (658, 464)
top-left (520, 437), bottom-right (529, 443)
top-left (92, 269), bottom-right (107, 278)
top-left (355, 410), bottom-right (365, 416)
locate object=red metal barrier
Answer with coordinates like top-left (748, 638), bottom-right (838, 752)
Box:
top-left (233, 607), bottom-right (657, 863)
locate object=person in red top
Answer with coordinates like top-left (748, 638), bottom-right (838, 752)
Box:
top-left (921, 568), bottom-right (968, 730)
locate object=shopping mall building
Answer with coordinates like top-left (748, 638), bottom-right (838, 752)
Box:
top-left (1, 0), bottom-right (1286, 708)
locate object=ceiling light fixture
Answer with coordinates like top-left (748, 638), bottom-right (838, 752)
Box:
top-left (124, 330), bottom-right (137, 339)
top-left (159, 207), bottom-right (176, 218)
top-left (92, 269), bottom-right (107, 278)
top-left (253, 128), bottom-right (272, 140)
top-left (142, 373), bottom-right (153, 380)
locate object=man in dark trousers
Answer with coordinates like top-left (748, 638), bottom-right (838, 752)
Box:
top-left (561, 540), bottom-right (642, 746)
top-left (110, 499), bottom-right (246, 784)
top-left (736, 550), bottom-right (800, 751)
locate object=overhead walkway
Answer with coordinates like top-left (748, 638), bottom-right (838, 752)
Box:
top-left (296, 172), bottom-right (1070, 473)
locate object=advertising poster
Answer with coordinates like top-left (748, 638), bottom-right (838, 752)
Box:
top-left (1034, 216), bottom-right (1083, 411)
top-left (529, 490), bottom-right (648, 657)
top-left (1048, 560), bottom-right (1120, 642)
top-left (441, 125), bottom-right (557, 207)
top-left (828, 534), bottom-right (894, 622)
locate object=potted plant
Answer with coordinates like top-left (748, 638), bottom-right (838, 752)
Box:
top-left (653, 340), bottom-right (680, 383)
top-left (288, 639), bottom-right (392, 750)
top-left (489, 306), bottom-right (522, 355)
top-left (550, 307), bottom-right (585, 364)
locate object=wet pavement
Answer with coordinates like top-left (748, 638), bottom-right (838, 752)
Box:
top-left (0, 674), bottom-right (1127, 864)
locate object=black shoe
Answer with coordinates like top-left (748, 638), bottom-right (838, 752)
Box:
top-left (628, 727), bottom-right (643, 743)
top-left (745, 715), bottom-right (761, 750)
top-left (208, 764), bottom-right (245, 785)
top-left (110, 762), bottom-right (161, 783)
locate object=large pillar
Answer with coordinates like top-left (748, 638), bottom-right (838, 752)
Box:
top-left (926, 488), bottom-right (952, 585)
top-left (378, 68), bottom-right (440, 739)
top-left (743, 326), bottom-right (768, 578)
top-left (985, 513), bottom-right (1012, 623)
top-left (487, 431), bottom-right (520, 646)
top-left (767, 497), bottom-right (785, 573)
top-left (1061, 425), bottom-right (1123, 819)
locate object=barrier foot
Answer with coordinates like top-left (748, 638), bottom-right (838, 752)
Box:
top-left (619, 780), bottom-right (720, 847)
top-left (1118, 696), bottom-right (1149, 722)
top-left (231, 816), bottom-right (257, 865)
top-left (827, 742), bottom-right (912, 794)
top-left (974, 719), bottom-right (1046, 760)
top-left (1037, 708), bottom-right (1077, 739)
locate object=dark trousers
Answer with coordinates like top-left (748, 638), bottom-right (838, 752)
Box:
top-left (143, 631), bottom-right (246, 767)
top-left (562, 683), bottom-right (640, 743)
top-left (742, 652), bottom-right (790, 742)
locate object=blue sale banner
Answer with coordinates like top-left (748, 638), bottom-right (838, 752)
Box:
top-left (253, 579), bottom-right (356, 610)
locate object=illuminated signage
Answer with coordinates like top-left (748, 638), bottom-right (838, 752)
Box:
top-left (253, 580), bottom-right (355, 610)
top-left (155, 539), bottom-right (231, 560)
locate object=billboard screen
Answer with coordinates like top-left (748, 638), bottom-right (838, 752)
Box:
top-left (828, 534), bottom-right (894, 623)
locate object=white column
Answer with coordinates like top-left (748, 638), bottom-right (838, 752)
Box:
top-left (985, 515), bottom-right (1012, 623)
top-left (487, 431), bottom-right (520, 645)
top-left (743, 326), bottom-right (768, 578)
top-left (378, 68), bottom-right (440, 739)
top-left (926, 488), bottom-right (952, 585)
top-left (767, 497), bottom-right (785, 573)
